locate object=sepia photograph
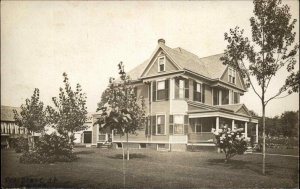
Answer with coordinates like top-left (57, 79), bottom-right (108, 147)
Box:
top-left (1, 0), bottom-right (299, 188)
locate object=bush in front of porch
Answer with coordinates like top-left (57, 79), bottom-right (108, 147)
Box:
top-left (212, 126), bottom-right (248, 163)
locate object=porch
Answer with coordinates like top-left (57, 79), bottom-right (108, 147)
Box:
top-left (187, 116), bottom-right (259, 144)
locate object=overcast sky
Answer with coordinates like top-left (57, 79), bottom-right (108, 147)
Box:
top-left (1, 1), bottom-right (299, 117)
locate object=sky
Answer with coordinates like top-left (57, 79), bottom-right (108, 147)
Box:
top-left (1, 0), bottom-right (299, 117)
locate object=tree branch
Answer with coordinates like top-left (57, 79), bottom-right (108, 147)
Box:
top-left (240, 60), bottom-right (262, 100)
top-left (265, 88), bottom-right (291, 106)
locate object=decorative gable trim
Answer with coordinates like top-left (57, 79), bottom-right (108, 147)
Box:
top-left (236, 104), bottom-right (251, 116)
top-left (141, 46), bottom-right (182, 78)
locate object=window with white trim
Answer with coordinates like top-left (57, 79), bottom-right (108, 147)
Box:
top-left (158, 56), bottom-right (165, 72)
top-left (230, 90), bottom-right (240, 104)
top-left (179, 80), bottom-right (185, 99)
top-left (156, 115), bottom-right (165, 135)
top-left (157, 80), bottom-right (166, 100)
top-left (228, 67), bottom-right (236, 84)
top-left (194, 82), bottom-right (202, 102)
top-left (213, 88), bottom-right (219, 105)
top-left (234, 92), bottom-right (240, 104)
top-left (173, 115), bottom-right (184, 134)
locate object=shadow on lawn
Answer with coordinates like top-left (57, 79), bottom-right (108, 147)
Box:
top-left (207, 159), bottom-right (273, 175)
top-left (108, 153), bottom-right (147, 160)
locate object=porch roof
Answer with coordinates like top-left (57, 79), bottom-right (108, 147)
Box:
top-left (187, 101), bottom-right (258, 123)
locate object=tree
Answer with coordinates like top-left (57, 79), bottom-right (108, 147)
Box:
top-left (46, 73), bottom-right (88, 147)
top-left (212, 127), bottom-right (248, 163)
top-left (95, 62), bottom-right (146, 160)
top-left (13, 88), bottom-right (47, 150)
top-left (221, 0), bottom-right (299, 175)
top-left (280, 111), bottom-right (299, 138)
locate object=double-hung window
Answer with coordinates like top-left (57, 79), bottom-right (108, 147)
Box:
top-left (213, 88), bottom-right (219, 105)
top-left (230, 90), bottom-right (240, 104)
top-left (194, 82), bottom-right (202, 102)
top-left (234, 92), bottom-right (240, 104)
top-left (156, 115), bottom-right (165, 135)
top-left (157, 81), bottom-right (165, 100)
top-left (228, 67), bottom-right (236, 84)
top-left (179, 80), bottom-right (185, 99)
top-left (158, 56), bottom-right (165, 72)
top-left (173, 115), bottom-right (184, 135)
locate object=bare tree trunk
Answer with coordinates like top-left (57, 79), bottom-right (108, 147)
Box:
top-left (122, 142), bottom-right (125, 187)
top-left (126, 133), bottom-right (129, 160)
top-left (262, 103), bottom-right (266, 175)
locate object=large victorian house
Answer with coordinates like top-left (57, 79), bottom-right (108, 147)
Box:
top-left (92, 39), bottom-right (259, 151)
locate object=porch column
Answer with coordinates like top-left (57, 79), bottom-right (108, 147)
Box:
top-left (216, 117), bottom-right (219, 131)
top-left (218, 90), bottom-right (222, 105)
top-left (244, 122), bottom-right (248, 138)
top-left (105, 133), bottom-right (108, 141)
top-left (4, 124), bottom-right (7, 134)
top-left (111, 130), bottom-right (114, 142)
top-left (256, 123), bottom-right (258, 143)
top-left (231, 120), bottom-right (235, 130)
top-left (216, 117), bottom-right (220, 153)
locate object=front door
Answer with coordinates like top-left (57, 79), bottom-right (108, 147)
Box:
top-left (83, 131), bottom-right (92, 143)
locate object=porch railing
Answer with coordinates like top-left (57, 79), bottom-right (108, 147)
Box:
top-left (188, 132), bottom-right (215, 143)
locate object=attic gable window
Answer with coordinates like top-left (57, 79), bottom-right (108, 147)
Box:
top-left (158, 56), bottom-right (166, 72)
top-left (228, 67), bottom-right (236, 84)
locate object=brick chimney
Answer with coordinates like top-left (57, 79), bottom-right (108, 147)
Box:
top-left (158, 38), bottom-right (165, 45)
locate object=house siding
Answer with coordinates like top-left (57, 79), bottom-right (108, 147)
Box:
top-left (92, 124), bottom-right (97, 144)
top-left (204, 85), bottom-right (212, 105)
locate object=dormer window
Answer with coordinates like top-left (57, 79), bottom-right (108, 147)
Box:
top-left (158, 56), bottom-right (165, 72)
top-left (228, 67), bottom-right (236, 84)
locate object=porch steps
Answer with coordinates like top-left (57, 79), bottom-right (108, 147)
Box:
top-left (98, 143), bottom-right (112, 149)
top-left (244, 146), bottom-right (253, 154)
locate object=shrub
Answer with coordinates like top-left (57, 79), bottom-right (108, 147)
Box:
top-left (19, 133), bottom-right (77, 164)
top-left (12, 137), bottom-right (29, 153)
top-left (212, 126), bottom-right (249, 163)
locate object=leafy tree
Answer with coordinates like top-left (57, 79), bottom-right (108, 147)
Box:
top-left (212, 127), bottom-right (248, 163)
top-left (95, 62), bottom-right (146, 160)
top-left (221, 0), bottom-right (299, 174)
top-left (13, 88), bottom-right (47, 150)
top-left (46, 73), bottom-right (88, 147)
top-left (280, 111), bottom-right (299, 137)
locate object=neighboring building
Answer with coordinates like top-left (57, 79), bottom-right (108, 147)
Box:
top-left (1, 106), bottom-right (27, 148)
top-left (104, 39), bottom-right (259, 151)
top-left (74, 113), bottom-right (110, 147)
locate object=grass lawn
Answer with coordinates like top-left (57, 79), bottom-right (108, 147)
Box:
top-left (1, 147), bottom-right (299, 188)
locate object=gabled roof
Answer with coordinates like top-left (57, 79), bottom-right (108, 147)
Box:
top-left (216, 104), bottom-right (251, 116)
top-left (127, 59), bottom-right (149, 81)
top-left (199, 54), bottom-right (227, 79)
top-left (128, 41), bottom-right (227, 81)
top-left (161, 45), bottom-right (211, 78)
top-left (1, 106), bottom-right (21, 122)
top-left (187, 101), bottom-right (252, 117)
